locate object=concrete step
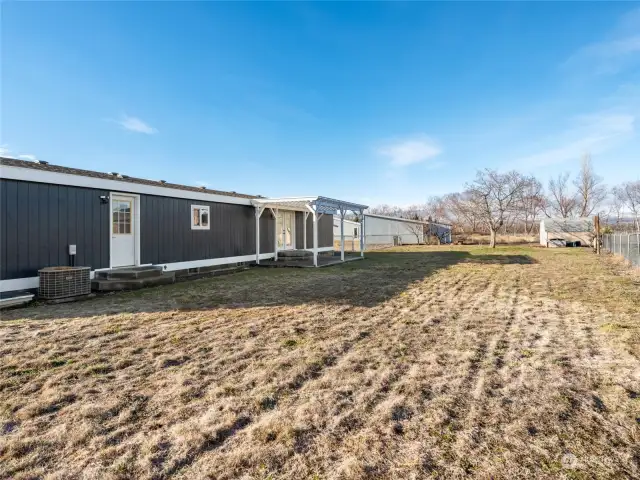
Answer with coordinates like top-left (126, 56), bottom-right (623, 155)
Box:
top-left (96, 266), bottom-right (164, 280)
top-left (91, 272), bottom-right (175, 292)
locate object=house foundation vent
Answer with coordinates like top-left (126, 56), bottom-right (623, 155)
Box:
top-left (38, 266), bottom-right (91, 300)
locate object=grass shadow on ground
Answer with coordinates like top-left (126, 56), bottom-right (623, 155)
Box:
top-left (2, 250), bottom-right (537, 321)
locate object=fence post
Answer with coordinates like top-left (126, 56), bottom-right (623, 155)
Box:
top-left (594, 215), bottom-right (600, 254)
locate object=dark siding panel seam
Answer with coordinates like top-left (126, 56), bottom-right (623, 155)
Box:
top-left (1, 181), bottom-right (110, 280)
top-left (0, 180), bottom-right (7, 280)
top-left (67, 186), bottom-right (76, 266)
top-left (5, 181), bottom-right (18, 280)
top-left (28, 183), bottom-right (39, 273)
top-left (38, 184), bottom-right (49, 269)
top-left (58, 186), bottom-right (68, 268)
top-left (48, 185), bottom-right (59, 268)
top-left (16, 182), bottom-right (30, 277)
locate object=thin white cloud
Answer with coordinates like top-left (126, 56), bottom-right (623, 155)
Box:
top-left (516, 113), bottom-right (635, 167)
top-left (564, 36), bottom-right (640, 75)
top-left (115, 114), bottom-right (158, 135)
top-left (0, 145), bottom-right (10, 157)
top-left (563, 8), bottom-right (640, 75)
top-left (18, 154), bottom-right (37, 161)
top-left (377, 135), bottom-right (442, 166)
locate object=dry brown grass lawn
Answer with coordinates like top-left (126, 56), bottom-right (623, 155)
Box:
top-left (1, 246), bottom-right (639, 479)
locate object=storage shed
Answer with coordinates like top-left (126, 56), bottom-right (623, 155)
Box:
top-left (333, 218), bottom-right (360, 239)
top-left (540, 217), bottom-right (594, 247)
top-left (363, 214), bottom-right (452, 246)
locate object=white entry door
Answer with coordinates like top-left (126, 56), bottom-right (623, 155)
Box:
top-left (111, 195), bottom-right (136, 267)
top-left (277, 211), bottom-right (295, 250)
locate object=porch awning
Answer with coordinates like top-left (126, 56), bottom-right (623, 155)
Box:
top-left (251, 196), bottom-right (369, 267)
top-left (250, 196), bottom-right (368, 215)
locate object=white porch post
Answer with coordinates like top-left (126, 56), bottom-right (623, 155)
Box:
top-left (313, 210), bottom-right (318, 267)
top-left (270, 208), bottom-right (278, 261)
top-left (303, 212), bottom-right (309, 250)
top-left (360, 211), bottom-right (365, 257)
top-left (340, 207), bottom-right (345, 261)
top-left (255, 207), bottom-right (264, 264)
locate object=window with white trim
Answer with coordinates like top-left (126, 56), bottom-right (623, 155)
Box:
top-left (191, 205), bottom-right (210, 230)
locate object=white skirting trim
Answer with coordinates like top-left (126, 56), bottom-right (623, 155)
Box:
top-left (0, 249), bottom-right (340, 293)
top-left (0, 271), bottom-right (99, 293)
top-left (157, 252), bottom-right (275, 272)
top-left (0, 277), bottom-right (40, 292)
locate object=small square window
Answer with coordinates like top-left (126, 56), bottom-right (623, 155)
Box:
top-left (191, 205), bottom-right (210, 230)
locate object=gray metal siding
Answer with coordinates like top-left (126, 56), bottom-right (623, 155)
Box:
top-left (140, 195), bottom-right (274, 265)
top-left (0, 179), bottom-right (110, 280)
top-left (1, 178), bottom-right (278, 282)
top-left (295, 212), bottom-right (333, 248)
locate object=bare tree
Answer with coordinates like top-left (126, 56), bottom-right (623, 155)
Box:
top-left (613, 181), bottom-right (640, 232)
top-left (465, 169), bottom-right (534, 248)
top-left (443, 192), bottom-right (480, 233)
top-left (368, 204), bottom-right (403, 217)
top-left (403, 204), bottom-right (426, 221)
top-left (574, 153), bottom-right (607, 217)
top-left (516, 177), bottom-right (545, 234)
top-left (608, 190), bottom-right (625, 226)
top-left (404, 221), bottom-right (425, 244)
top-left (547, 172), bottom-right (576, 218)
top-left (424, 196), bottom-right (450, 224)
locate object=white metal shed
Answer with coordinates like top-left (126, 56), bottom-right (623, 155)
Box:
top-left (363, 214), bottom-right (427, 245)
top-left (540, 217), bottom-right (594, 247)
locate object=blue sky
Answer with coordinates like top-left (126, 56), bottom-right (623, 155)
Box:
top-left (1, 2), bottom-right (639, 206)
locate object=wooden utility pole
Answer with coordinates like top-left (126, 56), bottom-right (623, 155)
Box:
top-left (594, 215), bottom-right (601, 255)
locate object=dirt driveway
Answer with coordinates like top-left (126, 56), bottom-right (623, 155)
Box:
top-left (1, 246), bottom-right (639, 479)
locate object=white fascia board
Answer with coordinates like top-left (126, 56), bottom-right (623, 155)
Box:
top-left (0, 165), bottom-right (253, 206)
top-left (252, 196), bottom-right (319, 204)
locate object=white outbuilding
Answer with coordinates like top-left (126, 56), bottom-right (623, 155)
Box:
top-left (333, 217), bottom-right (361, 239)
top-left (539, 217), bottom-right (594, 247)
top-left (363, 214), bottom-right (451, 246)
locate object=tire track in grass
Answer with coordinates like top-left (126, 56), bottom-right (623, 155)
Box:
top-left (412, 270), bottom-right (506, 475)
top-left (176, 284), bottom-right (446, 478)
top-left (158, 307), bottom-right (393, 478)
top-left (300, 270), bottom-right (482, 478)
top-left (140, 298), bottom-right (409, 478)
top-left (192, 268), bottom-right (486, 478)
top-left (451, 272), bottom-right (524, 474)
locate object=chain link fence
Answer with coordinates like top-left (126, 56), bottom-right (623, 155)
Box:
top-left (602, 233), bottom-right (640, 267)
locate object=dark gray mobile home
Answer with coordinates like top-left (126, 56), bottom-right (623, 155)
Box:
top-left (0, 158), bottom-right (366, 294)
